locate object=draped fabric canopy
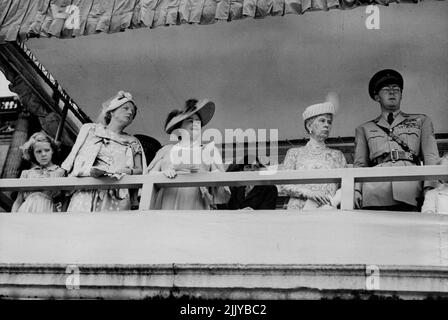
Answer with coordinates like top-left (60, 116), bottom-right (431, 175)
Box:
top-left (0, 0), bottom-right (440, 43)
top-left (1, 0), bottom-right (447, 145)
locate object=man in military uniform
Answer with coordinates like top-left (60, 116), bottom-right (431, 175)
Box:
top-left (353, 69), bottom-right (440, 211)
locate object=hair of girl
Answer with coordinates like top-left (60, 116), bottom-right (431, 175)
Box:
top-left (21, 132), bottom-right (58, 165)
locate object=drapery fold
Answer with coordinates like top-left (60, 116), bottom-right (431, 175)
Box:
top-left (0, 0), bottom-right (32, 41)
top-left (0, 0), bottom-right (441, 42)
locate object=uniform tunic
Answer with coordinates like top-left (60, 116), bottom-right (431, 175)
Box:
top-left (354, 111), bottom-right (439, 207)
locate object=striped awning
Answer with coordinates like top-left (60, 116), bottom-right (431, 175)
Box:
top-left (0, 0), bottom-right (444, 43)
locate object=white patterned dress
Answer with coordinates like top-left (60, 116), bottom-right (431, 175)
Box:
top-left (280, 138), bottom-right (347, 210)
top-left (13, 164), bottom-right (65, 213)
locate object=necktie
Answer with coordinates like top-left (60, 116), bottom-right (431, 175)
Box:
top-left (387, 112), bottom-right (394, 125)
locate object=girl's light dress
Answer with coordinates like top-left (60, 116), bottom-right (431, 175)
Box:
top-left (15, 164), bottom-right (64, 213)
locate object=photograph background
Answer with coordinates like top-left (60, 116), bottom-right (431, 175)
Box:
top-left (25, 2), bottom-right (448, 144)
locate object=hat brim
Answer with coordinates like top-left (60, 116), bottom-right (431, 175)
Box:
top-left (372, 77), bottom-right (402, 97)
top-left (165, 100), bottom-right (215, 134)
top-left (98, 97), bottom-right (136, 124)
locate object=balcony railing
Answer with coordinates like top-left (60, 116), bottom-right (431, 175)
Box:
top-left (0, 165), bottom-right (447, 211)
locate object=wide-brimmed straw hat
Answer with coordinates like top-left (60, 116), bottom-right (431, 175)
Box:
top-left (165, 99), bottom-right (215, 134)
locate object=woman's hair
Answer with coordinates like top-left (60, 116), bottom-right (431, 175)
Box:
top-left (21, 132), bottom-right (58, 165)
top-left (304, 116), bottom-right (316, 134)
top-left (164, 109), bottom-right (183, 133)
top-left (103, 102), bottom-right (138, 125)
top-left (104, 110), bottom-right (113, 125)
top-left (164, 99), bottom-right (202, 133)
top-left (304, 113), bottom-right (333, 134)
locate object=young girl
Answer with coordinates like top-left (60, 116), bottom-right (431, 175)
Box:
top-left (11, 132), bottom-right (65, 213)
top-left (421, 155), bottom-right (448, 214)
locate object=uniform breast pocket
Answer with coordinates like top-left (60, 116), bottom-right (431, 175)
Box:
top-left (367, 134), bottom-right (387, 154)
top-left (404, 128), bottom-right (421, 152)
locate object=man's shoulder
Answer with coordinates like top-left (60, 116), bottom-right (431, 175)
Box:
top-left (399, 112), bottom-right (435, 129)
top-left (400, 112), bottom-right (430, 120)
top-left (356, 117), bottom-right (381, 130)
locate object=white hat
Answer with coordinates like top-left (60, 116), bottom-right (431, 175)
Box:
top-left (302, 101), bottom-right (335, 121)
top-left (103, 91), bottom-right (135, 113)
top-left (97, 91), bottom-right (136, 124)
top-left (165, 99), bottom-right (215, 134)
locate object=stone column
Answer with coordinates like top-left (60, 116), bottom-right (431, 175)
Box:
top-left (2, 111), bottom-right (29, 179)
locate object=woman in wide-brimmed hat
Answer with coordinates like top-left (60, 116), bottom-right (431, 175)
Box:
top-left (61, 90), bottom-right (145, 212)
top-left (279, 94), bottom-right (347, 211)
top-left (145, 98), bottom-right (230, 210)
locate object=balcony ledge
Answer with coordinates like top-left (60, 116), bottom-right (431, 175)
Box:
top-left (1, 210), bottom-right (448, 299)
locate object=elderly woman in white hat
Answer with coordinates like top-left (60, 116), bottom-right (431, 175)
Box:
top-left (61, 91), bottom-right (145, 212)
top-left (280, 96), bottom-right (347, 210)
top-left (145, 98), bottom-right (230, 210)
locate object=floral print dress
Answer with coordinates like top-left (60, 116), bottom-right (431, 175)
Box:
top-left (63, 124), bottom-right (143, 212)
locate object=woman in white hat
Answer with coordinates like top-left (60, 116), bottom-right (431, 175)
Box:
top-left (61, 91), bottom-right (145, 212)
top-left (280, 96), bottom-right (347, 210)
top-left (146, 98), bottom-right (230, 210)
